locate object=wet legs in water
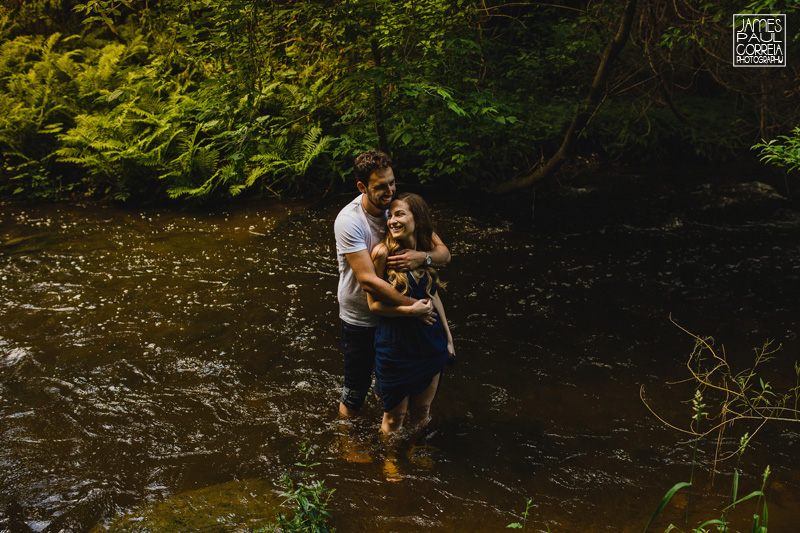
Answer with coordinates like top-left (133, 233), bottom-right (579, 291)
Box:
top-left (381, 374), bottom-right (441, 480)
top-left (381, 373), bottom-right (440, 434)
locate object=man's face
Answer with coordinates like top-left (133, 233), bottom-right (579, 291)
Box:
top-left (359, 167), bottom-right (396, 212)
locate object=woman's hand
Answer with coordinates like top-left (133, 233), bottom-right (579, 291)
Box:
top-left (446, 338), bottom-right (457, 365)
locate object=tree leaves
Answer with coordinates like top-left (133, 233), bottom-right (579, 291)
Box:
top-left (5, 0), bottom-right (795, 202)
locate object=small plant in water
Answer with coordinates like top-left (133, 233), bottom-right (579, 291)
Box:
top-left (639, 319), bottom-right (794, 532)
top-left (643, 465), bottom-right (770, 533)
top-left (643, 395), bottom-right (770, 532)
top-left (254, 442), bottom-right (335, 533)
top-left (507, 498), bottom-right (548, 531)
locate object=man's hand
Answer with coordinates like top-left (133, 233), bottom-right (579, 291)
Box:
top-left (409, 298), bottom-right (437, 325)
top-left (386, 249), bottom-right (425, 272)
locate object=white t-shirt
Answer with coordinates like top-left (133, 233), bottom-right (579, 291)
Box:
top-left (334, 194), bottom-right (387, 327)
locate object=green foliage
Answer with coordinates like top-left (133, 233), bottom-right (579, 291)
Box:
top-left (0, 0), bottom-right (82, 39)
top-left (754, 127), bottom-right (800, 173)
top-left (591, 93), bottom-right (745, 163)
top-left (507, 498), bottom-right (542, 531)
top-left (0, 32), bottom-right (81, 199)
top-left (55, 85), bottom-right (210, 201)
top-left (644, 481), bottom-right (692, 532)
top-left (0, 1), bottom-right (341, 201)
top-left (641, 321), bottom-right (800, 532)
top-left (644, 467), bottom-right (770, 533)
top-left (0, 0), bottom-right (629, 202)
top-left (254, 442), bottom-right (335, 533)
top-left (3, 1), bottom-right (797, 202)
top-left (644, 324), bottom-right (798, 457)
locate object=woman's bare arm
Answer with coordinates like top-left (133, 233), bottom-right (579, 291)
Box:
top-left (366, 244), bottom-right (435, 321)
top-left (432, 291), bottom-right (455, 358)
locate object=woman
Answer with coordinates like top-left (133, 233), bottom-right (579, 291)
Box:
top-left (367, 192), bottom-right (455, 434)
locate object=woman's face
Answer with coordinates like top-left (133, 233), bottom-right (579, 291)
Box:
top-left (387, 199), bottom-right (416, 243)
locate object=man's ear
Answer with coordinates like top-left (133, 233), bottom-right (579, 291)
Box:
top-left (356, 180), bottom-right (367, 194)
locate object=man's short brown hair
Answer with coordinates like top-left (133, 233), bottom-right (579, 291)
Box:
top-left (353, 150), bottom-right (392, 186)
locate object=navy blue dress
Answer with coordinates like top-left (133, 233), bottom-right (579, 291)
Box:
top-left (375, 271), bottom-right (449, 412)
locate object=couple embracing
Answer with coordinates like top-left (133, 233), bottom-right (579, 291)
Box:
top-left (334, 150), bottom-right (456, 434)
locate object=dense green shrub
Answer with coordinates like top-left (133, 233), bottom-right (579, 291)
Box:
top-left (1, 0), bottom-right (797, 203)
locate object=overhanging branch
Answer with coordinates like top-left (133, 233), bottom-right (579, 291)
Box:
top-left (495, 0), bottom-right (638, 194)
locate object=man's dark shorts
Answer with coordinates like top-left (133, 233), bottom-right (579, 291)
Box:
top-left (340, 320), bottom-right (377, 412)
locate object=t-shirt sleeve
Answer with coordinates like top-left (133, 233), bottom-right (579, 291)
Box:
top-left (334, 213), bottom-right (367, 255)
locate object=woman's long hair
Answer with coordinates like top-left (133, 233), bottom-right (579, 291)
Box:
top-left (383, 193), bottom-right (445, 298)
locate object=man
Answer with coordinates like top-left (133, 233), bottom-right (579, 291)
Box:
top-left (334, 150), bottom-right (451, 417)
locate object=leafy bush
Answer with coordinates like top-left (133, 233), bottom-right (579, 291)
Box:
top-left (3, 1), bottom-right (793, 203)
top-left (754, 127), bottom-right (800, 173)
top-left (255, 442), bottom-right (335, 533)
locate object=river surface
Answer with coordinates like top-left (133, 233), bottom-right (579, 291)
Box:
top-left (2, 165), bottom-right (800, 532)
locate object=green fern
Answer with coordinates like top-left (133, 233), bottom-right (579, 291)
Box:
top-left (1, 2), bottom-right (343, 202)
top-left (296, 126), bottom-right (332, 175)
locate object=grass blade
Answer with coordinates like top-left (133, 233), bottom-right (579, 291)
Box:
top-left (731, 469), bottom-right (739, 505)
top-left (644, 482), bottom-right (691, 532)
top-left (722, 490), bottom-right (764, 513)
top-left (697, 519), bottom-right (726, 529)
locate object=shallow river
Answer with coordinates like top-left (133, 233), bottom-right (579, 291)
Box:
top-left (2, 166), bottom-right (800, 532)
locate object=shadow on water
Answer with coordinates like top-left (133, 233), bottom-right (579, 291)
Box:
top-left (1, 164), bottom-right (800, 532)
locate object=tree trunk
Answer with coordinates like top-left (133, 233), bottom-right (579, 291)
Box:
top-left (495, 0), bottom-right (638, 194)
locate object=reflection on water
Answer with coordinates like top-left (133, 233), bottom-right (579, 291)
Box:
top-left (2, 170), bottom-right (800, 532)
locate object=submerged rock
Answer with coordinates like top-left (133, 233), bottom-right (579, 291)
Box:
top-left (93, 479), bottom-right (280, 533)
